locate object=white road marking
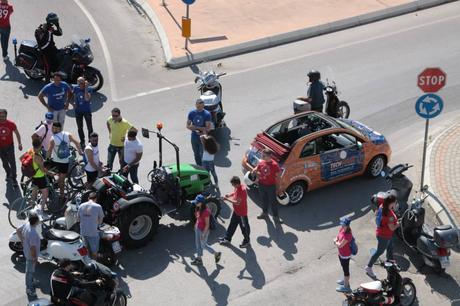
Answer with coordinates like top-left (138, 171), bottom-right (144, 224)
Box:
top-left (73, 0), bottom-right (117, 100)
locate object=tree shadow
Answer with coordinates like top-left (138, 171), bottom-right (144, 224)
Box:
top-left (0, 59), bottom-right (44, 98)
top-left (65, 92), bottom-right (108, 118)
top-left (214, 126), bottom-right (232, 168)
top-left (256, 219), bottom-right (298, 261)
top-left (226, 244), bottom-right (265, 289)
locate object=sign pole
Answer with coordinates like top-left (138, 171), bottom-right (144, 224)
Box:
top-left (185, 4), bottom-right (190, 50)
top-left (420, 118), bottom-right (430, 191)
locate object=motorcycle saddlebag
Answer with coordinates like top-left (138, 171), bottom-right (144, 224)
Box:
top-left (434, 225), bottom-right (459, 248)
top-left (16, 53), bottom-right (36, 70)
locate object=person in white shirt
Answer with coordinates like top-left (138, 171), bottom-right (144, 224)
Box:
top-left (84, 132), bottom-right (103, 188)
top-left (122, 129), bottom-right (143, 184)
top-left (31, 112), bottom-right (54, 156)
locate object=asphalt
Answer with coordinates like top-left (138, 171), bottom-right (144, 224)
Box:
top-left (137, 0), bottom-right (458, 67)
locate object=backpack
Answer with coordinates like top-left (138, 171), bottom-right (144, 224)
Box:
top-left (56, 133), bottom-right (70, 159)
top-left (20, 150), bottom-right (36, 178)
top-left (35, 121), bottom-right (49, 145)
top-left (350, 237), bottom-right (358, 256)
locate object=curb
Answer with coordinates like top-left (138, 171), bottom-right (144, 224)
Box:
top-left (137, 0), bottom-right (456, 68)
top-left (424, 123), bottom-right (460, 228)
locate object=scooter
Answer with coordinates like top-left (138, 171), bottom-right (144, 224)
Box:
top-left (324, 79), bottom-right (350, 119)
top-left (8, 220), bottom-right (90, 265)
top-left (194, 70), bottom-right (226, 132)
top-left (343, 259), bottom-right (416, 306)
top-left (372, 164), bottom-right (459, 272)
top-left (54, 194), bottom-right (122, 266)
top-left (28, 261), bottom-right (127, 306)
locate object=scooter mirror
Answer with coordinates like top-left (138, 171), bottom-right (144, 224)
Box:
top-left (194, 76), bottom-right (199, 83)
top-left (153, 160), bottom-right (157, 169)
top-left (141, 128), bottom-right (149, 139)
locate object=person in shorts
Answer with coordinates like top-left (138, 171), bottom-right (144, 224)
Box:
top-left (46, 122), bottom-right (82, 198)
top-left (29, 138), bottom-right (51, 212)
top-left (32, 112), bottom-right (54, 156)
top-left (84, 132), bottom-right (103, 188)
top-left (77, 192), bottom-right (104, 259)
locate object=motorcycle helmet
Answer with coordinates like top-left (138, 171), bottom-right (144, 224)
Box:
top-left (243, 171), bottom-right (257, 187)
top-left (307, 69), bottom-right (321, 81)
top-left (276, 192), bottom-right (290, 205)
top-left (46, 12), bottom-right (59, 25)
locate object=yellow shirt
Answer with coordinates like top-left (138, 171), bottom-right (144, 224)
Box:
top-left (107, 117), bottom-right (132, 147)
top-left (31, 150), bottom-right (45, 178)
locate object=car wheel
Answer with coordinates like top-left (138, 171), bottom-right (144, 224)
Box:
top-left (286, 181), bottom-right (306, 205)
top-left (205, 198), bottom-right (221, 218)
top-left (121, 205), bottom-right (158, 248)
top-left (366, 155), bottom-right (386, 178)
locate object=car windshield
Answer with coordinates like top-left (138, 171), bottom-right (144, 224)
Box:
top-left (332, 118), bottom-right (366, 138)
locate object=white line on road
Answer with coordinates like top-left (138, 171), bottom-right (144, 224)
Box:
top-left (73, 0), bottom-right (117, 101)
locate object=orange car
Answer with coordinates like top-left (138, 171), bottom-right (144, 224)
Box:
top-left (242, 111), bottom-right (391, 205)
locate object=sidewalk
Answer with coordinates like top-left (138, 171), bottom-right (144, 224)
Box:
top-left (135, 0), bottom-right (455, 67)
top-left (427, 122), bottom-right (460, 227)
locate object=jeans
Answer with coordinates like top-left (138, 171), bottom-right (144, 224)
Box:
top-left (75, 112), bottom-right (93, 145)
top-left (83, 235), bottom-right (100, 255)
top-left (53, 109), bottom-right (66, 127)
top-left (25, 259), bottom-right (36, 293)
top-left (191, 136), bottom-right (203, 166)
top-left (195, 228), bottom-right (216, 258)
top-left (121, 162), bottom-right (139, 184)
top-left (367, 235), bottom-right (394, 267)
top-left (0, 26), bottom-right (11, 58)
top-left (107, 145), bottom-right (123, 170)
top-left (0, 144), bottom-right (16, 180)
top-left (225, 212), bottom-right (250, 243)
top-left (259, 184), bottom-right (278, 217)
top-left (202, 160), bottom-right (218, 185)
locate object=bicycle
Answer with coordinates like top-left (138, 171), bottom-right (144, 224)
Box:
top-left (67, 146), bottom-right (87, 189)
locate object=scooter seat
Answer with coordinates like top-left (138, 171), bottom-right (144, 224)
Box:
top-left (46, 229), bottom-right (80, 242)
top-left (360, 281), bottom-right (382, 293)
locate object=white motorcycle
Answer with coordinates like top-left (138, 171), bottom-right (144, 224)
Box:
top-left (9, 221), bottom-right (90, 265)
top-left (195, 70), bottom-right (226, 132)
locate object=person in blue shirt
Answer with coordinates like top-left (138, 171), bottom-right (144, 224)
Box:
top-left (71, 76), bottom-right (93, 148)
top-left (186, 99), bottom-right (211, 166)
top-left (306, 70), bottom-right (325, 112)
top-left (38, 71), bottom-right (72, 127)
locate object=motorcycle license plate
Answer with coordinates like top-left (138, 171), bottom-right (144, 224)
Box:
top-left (112, 241), bottom-right (122, 253)
top-left (440, 256), bottom-right (450, 268)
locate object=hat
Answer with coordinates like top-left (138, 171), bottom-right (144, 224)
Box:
top-left (45, 112), bottom-right (54, 120)
top-left (192, 194), bottom-right (205, 204)
top-left (339, 216), bottom-right (351, 227)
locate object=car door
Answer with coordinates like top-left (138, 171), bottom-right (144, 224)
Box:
top-left (285, 137), bottom-right (322, 189)
top-left (319, 132), bottom-right (364, 182)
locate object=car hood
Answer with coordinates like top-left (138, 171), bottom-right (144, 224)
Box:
top-left (340, 119), bottom-right (386, 145)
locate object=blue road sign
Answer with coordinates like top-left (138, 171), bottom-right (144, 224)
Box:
top-left (182, 0), bottom-right (195, 4)
top-left (415, 93), bottom-right (443, 119)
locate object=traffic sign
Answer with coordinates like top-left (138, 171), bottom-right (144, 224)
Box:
top-left (182, 0), bottom-right (195, 4)
top-left (415, 93), bottom-right (443, 119)
top-left (417, 67), bottom-right (446, 93)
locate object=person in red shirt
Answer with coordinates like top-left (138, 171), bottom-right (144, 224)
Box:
top-left (0, 0), bottom-right (13, 60)
top-left (191, 194), bottom-right (222, 266)
top-left (219, 176), bottom-right (251, 248)
top-left (365, 193), bottom-right (399, 278)
top-left (334, 216), bottom-right (353, 293)
top-left (252, 149), bottom-right (283, 223)
top-left (0, 109), bottom-right (22, 186)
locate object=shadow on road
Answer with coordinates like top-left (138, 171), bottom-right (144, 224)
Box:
top-left (66, 92), bottom-right (108, 118)
top-left (4, 182), bottom-right (22, 207)
top-left (256, 219), bottom-right (298, 261)
top-left (227, 244), bottom-right (265, 289)
top-left (214, 126), bottom-right (232, 168)
top-left (0, 59), bottom-right (43, 98)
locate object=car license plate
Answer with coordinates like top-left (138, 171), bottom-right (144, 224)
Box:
top-left (112, 241), bottom-right (122, 253)
top-left (440, 256), bottom-right (450, 268)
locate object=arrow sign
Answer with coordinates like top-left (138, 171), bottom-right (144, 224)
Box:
top-left (415, 93), bottom-right (443, 119)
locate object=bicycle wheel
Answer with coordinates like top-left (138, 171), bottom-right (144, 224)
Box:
top-left (68, 161), bottom-right (86, 189)
top-left (46, 189), bottom-right (64, 215)
top-left (8, 197), bottom-right (35, 229)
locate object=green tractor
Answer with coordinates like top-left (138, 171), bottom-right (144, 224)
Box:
top-left (141, 124), bottom-right (221, 221)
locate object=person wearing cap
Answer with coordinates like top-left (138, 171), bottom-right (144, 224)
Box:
top-left (334, 216), bottom-right (353, 293)
top-left (191, 194), bottom-right (221, 266)
top-left (77, 192), bottom-right (104, 259)
top-left (32, 112), bottom-right (55, 155)
top-left (186, 99), bottom-right (211, 166)
top-left (38, 72), bottom-right (72, 127)
top-left (16, 212), bottom-right (41, 298)
top-left (71, 76), bottom-right (93, 149)
top-left (306, 70), bottom-right (325, 112)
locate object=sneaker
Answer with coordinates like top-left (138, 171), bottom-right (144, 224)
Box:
top-left (274, 216), bottom-right (284, 224)
top-left (191, 258), bottom-right (203, 266)
top-left (336, 279), bottom-right (344, 285)
top-left (239, 242), bottom-right (250, 248)
top-left (257, 213), bottom-right (268, 220)
top-left (214, 252), bottom-right (222, 264)
top-left (336, 285), bottom-right (351, 293)
top-left (365, 266), bottom-right (376, 279)
top-left (219, 237), bottom-right (230, 245)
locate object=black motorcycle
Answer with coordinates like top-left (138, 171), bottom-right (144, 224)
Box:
top-left (343, 261), bottom-right (416, 306)
top-left (12, 36), bottom-right (104, 91)
top-left (324, 80), bottom-right (350, 119)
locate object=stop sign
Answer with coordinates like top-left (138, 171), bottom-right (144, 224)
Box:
top-left (417, 67), bottom-right (447, 93)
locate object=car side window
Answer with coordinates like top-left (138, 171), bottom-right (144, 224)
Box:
top-left (322, 133), bottom-right (357, 152)
top-left (300, 137), bottom-right (325, 158)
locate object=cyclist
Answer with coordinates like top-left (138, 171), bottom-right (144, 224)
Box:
top-left (30, 138), bottom-right (50, 213)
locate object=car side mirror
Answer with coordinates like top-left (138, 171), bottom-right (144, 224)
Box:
top-left (356, 141), bottom-right (363, 150)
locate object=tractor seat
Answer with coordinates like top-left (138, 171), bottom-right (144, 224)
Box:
top-left (46, 229), bottom-right (80, 242)
top-left (360, 281), bottom-right (382, 293)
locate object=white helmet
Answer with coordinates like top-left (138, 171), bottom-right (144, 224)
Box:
top-left (277, 192), bottom-right (290, 205)
top-left (243, 171), bottom-right (257, 186)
